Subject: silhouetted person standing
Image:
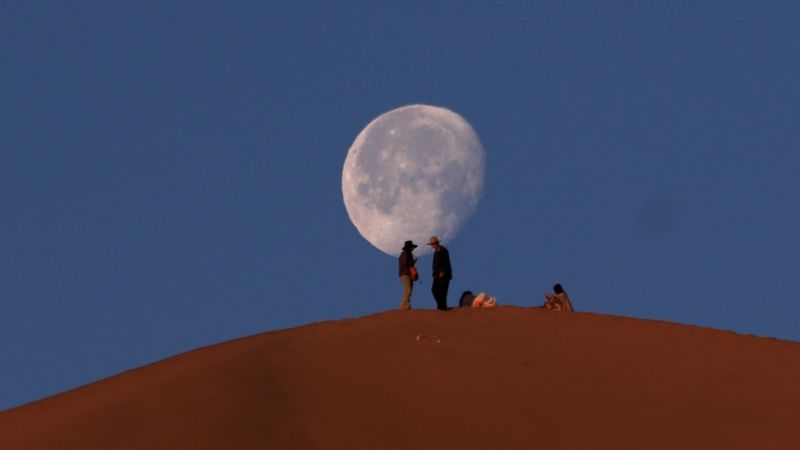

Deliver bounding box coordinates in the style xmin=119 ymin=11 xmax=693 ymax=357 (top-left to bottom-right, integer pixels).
xmin=398 ymin=240 xmax=418 ymax=310
xmin=427 ymin=236 xmax=452 ymax=310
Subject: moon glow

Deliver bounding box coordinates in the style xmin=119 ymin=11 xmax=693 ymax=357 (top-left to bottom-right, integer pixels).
xmin=342 ymin=104 xmax=485 ymax=256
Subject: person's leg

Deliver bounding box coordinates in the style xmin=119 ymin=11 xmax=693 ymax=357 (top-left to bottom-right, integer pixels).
xmin=399 ymin=275 xmax=412 ymax=309
xmin=432 ymin=278 xmax=448 ymax=310
xmin=431 ymin=279 xmax=439 ymax=308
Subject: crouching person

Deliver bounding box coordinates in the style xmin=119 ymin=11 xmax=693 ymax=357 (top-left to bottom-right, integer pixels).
xmin=543 ymin=283 xmax=574 ymax=312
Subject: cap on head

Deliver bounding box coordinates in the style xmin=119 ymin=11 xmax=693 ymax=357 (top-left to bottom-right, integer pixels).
xmin=427 ymin=236 xmax=440 ymax=246
xmin=402 ymin=240 xmax=418 ymax=250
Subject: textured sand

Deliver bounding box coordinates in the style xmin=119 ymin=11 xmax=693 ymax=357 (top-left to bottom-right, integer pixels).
xmin=2 ymin=307 xmax=799 ymax=450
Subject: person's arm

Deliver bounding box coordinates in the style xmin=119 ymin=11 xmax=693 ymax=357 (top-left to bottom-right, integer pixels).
xmin=443 ymin=249 xmax=452 ymax=278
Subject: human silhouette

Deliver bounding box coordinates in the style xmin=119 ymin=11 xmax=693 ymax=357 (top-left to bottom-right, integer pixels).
xmin=427 ymin=236 xmax=452 ymax=310
xmin=543 ymin=283 xmax=574 ymax=312
xmin=398 ymin=240 xmax=418 ymax=309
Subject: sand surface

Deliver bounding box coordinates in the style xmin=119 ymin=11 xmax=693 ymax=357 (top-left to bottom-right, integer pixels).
xmin=2 ymin=306 xmax=799 ymax=450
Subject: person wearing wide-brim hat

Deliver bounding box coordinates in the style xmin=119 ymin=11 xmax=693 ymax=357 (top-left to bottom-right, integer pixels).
xmin=398 ymin=240 xmax=418 ymax=310
xmin=427 ymin=235 xmax=452 ymax=310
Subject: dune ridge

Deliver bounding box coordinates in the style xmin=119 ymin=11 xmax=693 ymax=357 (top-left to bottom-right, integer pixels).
xmin=2 ymin=306 xmax=799 ymax=450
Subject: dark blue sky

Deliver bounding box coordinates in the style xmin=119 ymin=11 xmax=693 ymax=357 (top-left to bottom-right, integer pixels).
xmin=2 ymin=1 xmax=799 ymax=410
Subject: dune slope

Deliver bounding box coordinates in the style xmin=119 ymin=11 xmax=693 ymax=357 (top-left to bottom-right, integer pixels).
xmin=2 ymin=307 xmax=799 ymax=450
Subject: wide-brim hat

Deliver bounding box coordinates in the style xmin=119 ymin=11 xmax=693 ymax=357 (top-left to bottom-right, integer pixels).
xmin=427 ymin=235 xmax=440 ymax=245
xmin=402 ymin=240 xmax=418 ymax=250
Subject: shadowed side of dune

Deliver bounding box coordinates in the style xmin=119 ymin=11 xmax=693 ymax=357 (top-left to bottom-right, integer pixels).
xmin=2 ymin=306 xmax=799 ymax=450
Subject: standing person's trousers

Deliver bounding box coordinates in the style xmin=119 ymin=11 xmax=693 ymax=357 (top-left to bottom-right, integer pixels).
xmin=431 ymin=278 xmax=449 ymax=310
xmin=399 ymin=274 xmax=413 ymax=309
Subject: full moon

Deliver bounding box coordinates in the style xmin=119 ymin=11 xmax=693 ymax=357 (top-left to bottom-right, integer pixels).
xmin=342 ymin=104 xmax=485 ymax=256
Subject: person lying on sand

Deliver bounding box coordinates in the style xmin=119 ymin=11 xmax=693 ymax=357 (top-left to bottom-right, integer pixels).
xmin=543 ymin=283 xmax=574 ymax=312
xmin=458 ymin=290 xmax=497 ymax=308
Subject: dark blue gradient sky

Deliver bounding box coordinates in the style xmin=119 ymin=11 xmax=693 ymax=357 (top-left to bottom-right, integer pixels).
xmin=2 ymin=1 xmax=799 ymax=410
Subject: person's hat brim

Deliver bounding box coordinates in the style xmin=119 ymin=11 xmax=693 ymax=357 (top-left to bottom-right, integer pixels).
xmin=402 ymin=242 xmax=418 ymax=250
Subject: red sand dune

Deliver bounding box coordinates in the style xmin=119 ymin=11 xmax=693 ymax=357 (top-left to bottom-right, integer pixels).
xmin=2 ymin=307 xmax=799 ymax=450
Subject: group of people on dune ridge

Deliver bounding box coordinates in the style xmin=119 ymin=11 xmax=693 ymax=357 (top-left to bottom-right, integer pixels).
xmin=398 ymin=238 xmax=574 ymax=312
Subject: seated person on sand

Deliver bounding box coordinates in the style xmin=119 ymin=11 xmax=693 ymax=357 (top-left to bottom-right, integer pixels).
xmin=543 ymin=283 xmax=574 ymax=312
xmin=458 ymin=290 xmax=497 ymax=308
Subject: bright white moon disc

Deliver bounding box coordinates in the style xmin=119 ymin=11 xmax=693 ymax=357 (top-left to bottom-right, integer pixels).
xmin=342 ymin=104 xmax=485 ymax=256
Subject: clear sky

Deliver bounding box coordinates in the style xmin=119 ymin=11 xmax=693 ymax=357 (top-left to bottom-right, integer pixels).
xmin=2 ymin=1 xmax=799 ymax=410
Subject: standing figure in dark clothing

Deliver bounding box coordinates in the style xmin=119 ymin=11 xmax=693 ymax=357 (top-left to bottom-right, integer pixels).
xmin=427 ymin=236 xmax=452 ymax=310
xmin=398 ymin=240 xmax=418 ymax=310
